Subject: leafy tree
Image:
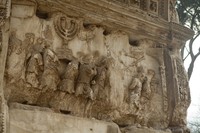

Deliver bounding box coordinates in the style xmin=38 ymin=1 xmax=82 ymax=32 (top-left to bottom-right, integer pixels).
xmin=176 ymin=0 xmax=200 ymax=80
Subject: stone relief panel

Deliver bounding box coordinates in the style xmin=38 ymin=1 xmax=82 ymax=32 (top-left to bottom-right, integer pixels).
xmin=3 ymin=2 xmax=186 ymax=131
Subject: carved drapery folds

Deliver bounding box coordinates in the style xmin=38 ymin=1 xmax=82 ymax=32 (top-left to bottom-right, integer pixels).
xmin=58 ymin=60 xmax=79 ymax=94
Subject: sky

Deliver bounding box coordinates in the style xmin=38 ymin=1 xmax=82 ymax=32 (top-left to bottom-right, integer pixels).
xmin=187 ymin=58 xmax=200 ymax=121
xmin=185 ymin=38 xmax=200 ymax=122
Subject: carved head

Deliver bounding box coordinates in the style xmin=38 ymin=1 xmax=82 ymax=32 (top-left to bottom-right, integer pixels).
xmin=25 ymin=33 xmax=35 ymax=39
xmin=82 ymin=54 xmax=94 ymax=64
xmin=43 ymin=41 xmax=50 ymax=48
xmin=68 ymin=60 xmax=79 ymax=70
xmin=147 ymin=69 xmax=155 ymax=76
xmin=25 ymin=33 xmax=35 ymax=44
xmin=37 ymin=38 xmax=44 ymax=44
xmin=33 ymin=38 xmax=46 ymax=53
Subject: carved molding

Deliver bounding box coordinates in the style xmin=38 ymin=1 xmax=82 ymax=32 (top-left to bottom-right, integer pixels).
xmin=0 ymin=0 xmax=11 ymax=132
xmin=110 ymin=0 xmax=159 ymax=15
xmin=35 ymin=0 xmax=193 ymax=46
xmin=0 ymin=8 xmax=6 ymax=52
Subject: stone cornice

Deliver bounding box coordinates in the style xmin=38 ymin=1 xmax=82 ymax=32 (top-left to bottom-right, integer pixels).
xmin=14 ymin=0 xmax=194 ymax=46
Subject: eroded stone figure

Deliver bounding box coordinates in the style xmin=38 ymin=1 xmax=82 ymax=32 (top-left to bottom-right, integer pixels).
xmin=40 ymin=44 xmax=60 ymax=91
xmin=140 ymin=69 xmax=155 ymax=101
xmin=19 ymin=33 xmax=35 ymax=55
xmin=135 ymin=69 xmax=155 ymax=126
xmin=149 ymin=0 xmax=157 ymax=13
xmin=92 ymin=67 xmax=107 ymax=100
xmin=58 ymin=60 xmax=79 ymax=94
xmin=25 ymin=38 xmax=45 ymax=88
xmin=7 ymin=32 xmax=35 ymax=80
xmin=7 ymin=31 xmax=21 ymax=56
xmin=128 ymin=66 xmax=145 ymax=108
xmin=75 ymin=63 xmax=97 ymax=100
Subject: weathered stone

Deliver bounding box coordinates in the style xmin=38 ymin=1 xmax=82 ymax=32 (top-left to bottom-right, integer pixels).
xmin=9 ymin=104 xmax=120 ymax=133
xmin=0 ymin=0 xmax=193 ymax=133
xmin=121 ymin=126 xmax=172 ymax=133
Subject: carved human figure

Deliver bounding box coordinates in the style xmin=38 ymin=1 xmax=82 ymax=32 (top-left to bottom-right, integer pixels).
xmin=40 ymin=44 xmax=60 ymax=91
xmin=75 ymin=63 xmax=97 ymax=100
xmin=149 ymin=0 xmax=157 ymax=13
xmin=17 ymin=33 xmax=35 ymax=55
xmin=58 ymin=60 xmax=79 ymax=94
xmin=135 ymin=69 xmax=155 ymax=126
xmin=7 ymin=31 xmax=30 ymax=80
xmin=8 ymin=31 xmax=22 ymax=56
xmin=141 ymin=69 xmax=155 ymax=100
xmin=129 ymin=78 xmax=142 ymax=108
xmin=25 ymin=38 xmax=45 ymax=88
xmin=129 ymin=66 xmax=145 ymax=108
xmin=92 ymin=67 xmax=107 ymax=100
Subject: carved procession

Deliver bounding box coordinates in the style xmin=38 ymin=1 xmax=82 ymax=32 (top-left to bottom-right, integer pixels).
xmin=0 ymin=0 xmax=193 ymax=133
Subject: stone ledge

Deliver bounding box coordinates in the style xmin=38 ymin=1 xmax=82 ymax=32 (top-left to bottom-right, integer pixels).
xmin=8 ymin=104 xmax=174 ymax=133
xmin=9 ymin=106 xmax=121 ymax=133
xmin=121 ymin=126 xmax=172 ymax=133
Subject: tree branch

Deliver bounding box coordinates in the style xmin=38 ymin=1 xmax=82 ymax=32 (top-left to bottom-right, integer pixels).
xmin=183 ymin=52 xmax=190 ymax=61
xmin=187 ymin=50 xmax=200 ymax=80
xmin=188 ymin=38 xmax=195 ymax=58
xmin=193 ymin=32 xmax=200 ymax=40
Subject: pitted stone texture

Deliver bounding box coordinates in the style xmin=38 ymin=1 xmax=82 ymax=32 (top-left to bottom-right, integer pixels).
xmin=3 ymin=0 xmax=193 ymax=133
xmin=121 ymin=126 xmax=172 ymax=133
xmin=9 ymin=107 xmax=120 ymax=133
